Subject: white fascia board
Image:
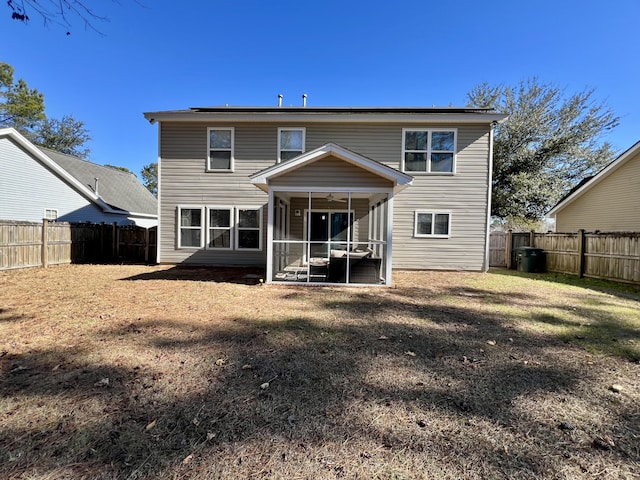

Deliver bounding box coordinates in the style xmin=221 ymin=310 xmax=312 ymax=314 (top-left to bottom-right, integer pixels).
xmin=1 ymin=128 xmax=128 ymax=216
xmin=126 ymin=211 xmax=159 ymax=219
xmin=547 ymin=140 xmax=640 ymax=216
xmin=145 ymin=112 xmax=507 ymax=125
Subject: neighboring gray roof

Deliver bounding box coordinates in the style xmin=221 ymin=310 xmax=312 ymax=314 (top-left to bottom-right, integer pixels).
xmin=38 ymin=147 xmax=157 ymax=216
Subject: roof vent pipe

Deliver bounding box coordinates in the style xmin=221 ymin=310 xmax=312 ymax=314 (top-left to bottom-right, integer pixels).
xmin=278 ymin=94 xmax=283 ymax=107
xmin=94 ymin=177 xmax=99 ymax=196
xmin=302 ymin=94 xmax=307 ymax=107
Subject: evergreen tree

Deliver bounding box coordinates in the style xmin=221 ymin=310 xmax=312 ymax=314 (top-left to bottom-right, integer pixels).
xmin=0 ymin=62 xmax=45 ymax=130
xmin=1 ymin=62 xmax=91 ymax=158
xmin=141 ymin=163 xmax=157 ymax=196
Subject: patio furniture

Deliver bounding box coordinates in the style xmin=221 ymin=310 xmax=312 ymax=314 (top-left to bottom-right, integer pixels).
xmin=308 ymin=258 xmax=329 ymax=280
xmin=327 ymin=255 xmax=382 ymax=283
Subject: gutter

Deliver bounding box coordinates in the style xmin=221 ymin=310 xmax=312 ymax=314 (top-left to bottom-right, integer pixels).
xmin=144 ymin=111 xmax=508 ymax=125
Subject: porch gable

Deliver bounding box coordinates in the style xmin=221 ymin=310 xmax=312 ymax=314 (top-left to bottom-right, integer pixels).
xmin=250 ymin=143 xmax=412 ymax=192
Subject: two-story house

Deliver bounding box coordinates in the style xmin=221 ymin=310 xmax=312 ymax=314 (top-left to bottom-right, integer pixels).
xmin=143 ymin=105 xmax=506 ymax=286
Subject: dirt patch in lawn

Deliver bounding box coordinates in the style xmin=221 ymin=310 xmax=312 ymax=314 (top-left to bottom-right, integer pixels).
xmin=1 ymin=265 xmax=639 ymax=479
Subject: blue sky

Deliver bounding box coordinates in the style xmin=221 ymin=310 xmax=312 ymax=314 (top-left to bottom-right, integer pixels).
xmin=1 ymin=0 xmax=639 ymax=177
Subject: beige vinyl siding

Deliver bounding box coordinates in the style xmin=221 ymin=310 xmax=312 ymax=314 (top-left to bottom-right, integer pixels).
xmin=305 ymin=125 xmax=402 ymax=166
xmin=159 ymin=122 xmax=271 ymax=265
xmin=555 ymin=150 xmax=640 ymax=232
xmin=158 ymin=121 xmax=492 ymax=270
xmin=392 ymin=125 xmax=490 ymax=270
xmin=269 ymin=157 xmax=393 ymax=188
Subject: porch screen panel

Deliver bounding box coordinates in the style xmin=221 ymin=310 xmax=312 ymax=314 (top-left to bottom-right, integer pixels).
xmin=270 ymin=190 xmax=388 ymax=285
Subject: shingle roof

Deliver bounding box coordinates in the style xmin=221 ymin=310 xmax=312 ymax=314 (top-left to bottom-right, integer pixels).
xmin=38 ymin=147 xmax=157 ymax=216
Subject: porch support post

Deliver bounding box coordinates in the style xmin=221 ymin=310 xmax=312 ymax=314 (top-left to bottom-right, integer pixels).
xmin=385 ymin=193 xmax=394 ymax=286
xmin=266 ymin=189 xmax=274 ymax=283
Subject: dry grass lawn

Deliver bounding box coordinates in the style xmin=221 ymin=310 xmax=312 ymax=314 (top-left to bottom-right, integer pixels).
xmin=1 ymin=264 xmax=639 ymax=479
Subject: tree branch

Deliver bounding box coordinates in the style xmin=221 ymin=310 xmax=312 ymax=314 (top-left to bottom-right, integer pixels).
xmin=8 ymin=0 xmax=111 ymax=34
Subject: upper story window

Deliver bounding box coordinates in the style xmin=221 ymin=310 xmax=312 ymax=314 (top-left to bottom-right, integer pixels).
xmin=207 ymin=127 xmax=234 ymax=171
xmin=278 ymin=127 xmax=305 ymax=162
xmin=402 ymin=129 xmax=456 ymax=173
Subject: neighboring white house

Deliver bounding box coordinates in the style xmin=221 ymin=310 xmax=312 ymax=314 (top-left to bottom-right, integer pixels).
xmin=0 ymin=128 xmax=157 ymax=227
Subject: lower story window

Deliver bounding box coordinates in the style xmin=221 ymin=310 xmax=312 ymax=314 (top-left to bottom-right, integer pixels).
xmin=415 ymin=211 xmax=451 ymax=238
xmin=177 ymin=206 xmax=261 ymax=250
xmin=179 ymin=207 xmax=203 ymax=247
xmin=237 ymin=208 xmax=261 ymax=249
xmin=208 ymin=207 xmax=232 ymax=249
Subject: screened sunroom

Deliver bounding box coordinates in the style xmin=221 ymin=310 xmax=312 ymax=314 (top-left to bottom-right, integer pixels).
xmin=250 ymin=144 xmax=412 ymax=286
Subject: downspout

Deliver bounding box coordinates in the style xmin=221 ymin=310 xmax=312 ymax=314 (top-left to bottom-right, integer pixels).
xmin=156 ymin=121 xmax=162 ymax=264
xmin=483 ymin=121 xmax=496 ymax=272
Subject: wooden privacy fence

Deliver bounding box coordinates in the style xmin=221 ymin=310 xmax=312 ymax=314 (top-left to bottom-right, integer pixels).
xmin=488 ymin=231 xmax=507 ymax=268
xmin=490 ymin=230 xmax=640 ymax=284
xmin=0 ymin=220 xmax=157 ymax=271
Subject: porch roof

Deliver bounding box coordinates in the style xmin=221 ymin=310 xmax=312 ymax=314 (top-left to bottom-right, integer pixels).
xmin=249 ymin=143 xmax=413 ymax=193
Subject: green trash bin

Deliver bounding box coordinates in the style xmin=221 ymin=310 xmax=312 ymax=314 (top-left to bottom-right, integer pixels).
xmin=515 ymin=247 xmax=545 ymax=273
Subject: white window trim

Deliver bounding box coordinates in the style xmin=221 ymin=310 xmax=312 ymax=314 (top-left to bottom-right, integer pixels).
xmin=177 ymin=206 xmax=205 ymax=249
xmin=277 ymin=127 xmax=306 ymax=163
xmin=235 ymin=206 xmax=263 ymax=251
xmin=401 ymin=128 xmax=457 ymax=174
xmin=44 ymin=208 xmax=58 ymax=221
xmin=207 ymin=127 xmax=235 ymax=172
xmin=414 ymin=210 xmax=452 ymax=238
xmin=205 ymin=206 xmax=234 ymax=250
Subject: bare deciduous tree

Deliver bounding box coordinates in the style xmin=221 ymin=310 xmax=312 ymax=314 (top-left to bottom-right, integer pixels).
xmin=7 ymin=0 xmax=118 ymax=34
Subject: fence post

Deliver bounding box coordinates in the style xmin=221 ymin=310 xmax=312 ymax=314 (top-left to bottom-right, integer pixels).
xmin=41 ymin=219 xmax=49 ymax=268
xmin=506 ymin=229 xmax=513 ymax=269
xmin=529 ymin=230 xmax=535 ymax=247
xmin=578 ymin=229 xmax=586 ymax=278
xmin=112 ymin=222 xmax=118 ymax=260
